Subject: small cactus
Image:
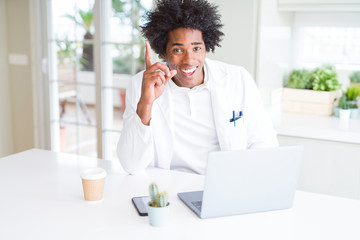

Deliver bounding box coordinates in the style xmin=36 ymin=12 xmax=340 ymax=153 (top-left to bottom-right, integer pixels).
xmin=149 ymin=182 xmax=159 ymax=207
xmin=156 ymin=191 xmax=169 ymax=207
xmin=148 ymin=183 xmax=169 ymax=207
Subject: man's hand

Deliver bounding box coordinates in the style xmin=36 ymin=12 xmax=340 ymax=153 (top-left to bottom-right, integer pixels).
xmin=136 ymin=42 xmax=176 ymax=125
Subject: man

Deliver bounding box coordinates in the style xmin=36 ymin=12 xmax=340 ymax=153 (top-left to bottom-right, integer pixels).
xmin=117 ymin=0 xmax=278 ymax=175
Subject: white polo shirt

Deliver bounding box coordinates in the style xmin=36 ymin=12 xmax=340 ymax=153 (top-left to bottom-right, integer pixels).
xmin=169 ymin=65 xmax=220 ymax=175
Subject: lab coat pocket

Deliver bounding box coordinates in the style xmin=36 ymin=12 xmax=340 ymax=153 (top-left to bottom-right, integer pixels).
xmin=227 ymin=118 xmax=247 ymax=150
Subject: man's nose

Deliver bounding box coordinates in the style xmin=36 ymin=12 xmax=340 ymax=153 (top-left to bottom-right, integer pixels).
xmin=183 ymin=50 xmax=194 ymax=64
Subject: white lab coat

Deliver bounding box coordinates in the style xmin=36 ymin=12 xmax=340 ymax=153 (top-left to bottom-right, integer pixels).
xmin=117 ymin=58 xmax=278 ymax=174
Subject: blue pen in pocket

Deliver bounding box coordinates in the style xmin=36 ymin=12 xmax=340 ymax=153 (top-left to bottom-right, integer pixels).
xmin=229 ymin=110 xmax=243 ymax=127
xmin=233 ymin=110 xmax=235 ymax=126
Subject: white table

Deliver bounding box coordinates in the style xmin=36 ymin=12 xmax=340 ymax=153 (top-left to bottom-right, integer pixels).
xmin=1 ymin=149 xmax=360 ymax=240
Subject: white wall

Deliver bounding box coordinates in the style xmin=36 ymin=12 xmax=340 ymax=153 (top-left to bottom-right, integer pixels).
xmin=206 ymin=0 xmax=294 ymax=106
xmin=1 ymin=0 xmax=36 ymax=155
xmin=208 ymin=0 xmax=259 ymax=76
xmin=0 ymin=0 xmax=14 ymax=157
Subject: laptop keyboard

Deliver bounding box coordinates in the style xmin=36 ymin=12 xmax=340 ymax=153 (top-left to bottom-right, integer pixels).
xmin=191 ymin=201 xmax=202 ymax=211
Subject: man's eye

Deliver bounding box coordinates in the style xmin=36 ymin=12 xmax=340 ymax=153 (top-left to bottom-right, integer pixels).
xmin=174 ymin=49 xmax=182 ymax=53
xmin=194 ymin=47 xmax=201 ymax=51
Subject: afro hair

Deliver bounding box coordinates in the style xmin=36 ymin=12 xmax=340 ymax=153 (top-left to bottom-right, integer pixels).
xmin=140 ymin=0 xmax=224 ymax=57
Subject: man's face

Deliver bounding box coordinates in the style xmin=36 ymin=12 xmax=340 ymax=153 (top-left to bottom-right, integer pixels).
xmin=162 ymin=28 xmax=206 ymax=88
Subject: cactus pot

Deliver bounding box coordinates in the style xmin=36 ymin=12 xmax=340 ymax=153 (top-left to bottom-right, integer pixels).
xmin=339 ymin=109 xmax=351 ymax=121
xmin=147 ymin=202 xmax=170 ymax=227
xmin=334 ymin=107 xmax=359 ymax=119
xmin=350 ymin=108 xmax=359 ymax=118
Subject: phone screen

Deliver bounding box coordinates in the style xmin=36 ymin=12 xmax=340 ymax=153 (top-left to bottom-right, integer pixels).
xmin=132 ymin=196 xmax=150 ymax=216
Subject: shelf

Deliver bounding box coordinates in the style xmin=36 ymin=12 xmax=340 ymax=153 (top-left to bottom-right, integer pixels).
xmin=273 ymin=113 xmax=360 ymax=144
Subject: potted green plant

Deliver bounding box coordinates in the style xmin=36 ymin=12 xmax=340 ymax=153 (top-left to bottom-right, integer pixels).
xmin=350 ymin=71 xmax=360 ymax=88
xmin=335 ymin=86 xmax=360 ymax=119
xmin=345 ymin=86 xmax=359 ymax=118
xmin=147 ymin=183 xmax=170 ymax=227
xmin=283 ymin=66 xmax=342 ymax=116
xmin=285 ymin=69 xmax=313 ymax=90
xmin=338 ymin=94 xmax=351 ymax=120
xmin=311 ymin=66 xmax=341 ymax=91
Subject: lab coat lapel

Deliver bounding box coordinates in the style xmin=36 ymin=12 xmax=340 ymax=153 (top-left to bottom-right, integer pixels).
xmin=207 ymin=60 xmax=232 ymax=150
xmin=152 ymin=85 xmax=173 ymax=169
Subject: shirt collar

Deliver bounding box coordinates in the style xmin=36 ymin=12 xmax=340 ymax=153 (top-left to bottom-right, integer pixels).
xmin=202 ymin=63 xmax=210 ymax=90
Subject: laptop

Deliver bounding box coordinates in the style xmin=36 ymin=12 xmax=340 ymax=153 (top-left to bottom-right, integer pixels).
xmin=177 ymin=146 xmax=303 ymax=219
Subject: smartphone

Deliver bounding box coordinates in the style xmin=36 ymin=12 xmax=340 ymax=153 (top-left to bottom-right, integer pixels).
xmin=132 ymin=196 xmax=150 ymax=216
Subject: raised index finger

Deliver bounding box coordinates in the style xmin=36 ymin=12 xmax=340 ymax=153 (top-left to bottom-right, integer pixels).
xmin=145 ymin=42 xmax=152 ymax=69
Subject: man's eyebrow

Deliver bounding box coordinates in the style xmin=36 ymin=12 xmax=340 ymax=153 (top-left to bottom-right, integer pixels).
xmin=171 ymin=43 xmax=183 ymax=46
xmin=171 ymin=42 xmax=204 ymax=46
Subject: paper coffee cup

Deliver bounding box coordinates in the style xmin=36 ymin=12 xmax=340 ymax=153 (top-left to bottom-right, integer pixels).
xmin=81 ymin=168 xmax=107 ymax=201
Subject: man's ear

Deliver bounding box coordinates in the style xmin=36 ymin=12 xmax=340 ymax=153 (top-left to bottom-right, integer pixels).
xmin=160 ymin=53 xmax=166 ymax=61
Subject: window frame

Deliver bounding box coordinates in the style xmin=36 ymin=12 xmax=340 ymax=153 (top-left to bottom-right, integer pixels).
xmin=41 ymin=0 xmax=151 ymax=160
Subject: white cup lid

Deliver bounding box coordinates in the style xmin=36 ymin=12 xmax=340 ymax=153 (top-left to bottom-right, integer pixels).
xmin=81 ymin=168 xmax=107 ymax=180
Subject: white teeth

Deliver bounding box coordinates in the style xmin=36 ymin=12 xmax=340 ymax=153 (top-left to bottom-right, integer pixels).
xmin=181 ymin=67 xmax=196 ymax=73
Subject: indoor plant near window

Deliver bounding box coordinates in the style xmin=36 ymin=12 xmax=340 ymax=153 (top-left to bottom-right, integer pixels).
xmin=350 ymin=71 xmax=360 ymax=89
xmin=65 ymin=7 xmax=94 ymax=71
xmin=345 ymin=86 xmax=359 ymax=118
xmin=335 ymin=86 xmax=360 ymax=119
xmin=112 ymin=0 xmax=147 ymax=74
xmin=147 ymin=183 xmax=170 ymax=227
xmin=284 ymin=69 xmax=313 ymax=90
xmin=337 ymin=94 xmax=351 ymax=120
xmin=282 ymin=66 xmax=342 ymax=116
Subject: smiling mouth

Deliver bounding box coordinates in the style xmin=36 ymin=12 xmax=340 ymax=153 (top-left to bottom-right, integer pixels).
xmin=180 ymin=67 xmax=197 ymax=75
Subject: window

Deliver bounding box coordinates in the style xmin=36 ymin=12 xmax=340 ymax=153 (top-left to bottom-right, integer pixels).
xmin=292 ymin=13 xmax=360 ymax=85
xmin=299 ymin=27 xmax=360 ymax=67
xmin=47 ymin=0 xmax=152 ymax=160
